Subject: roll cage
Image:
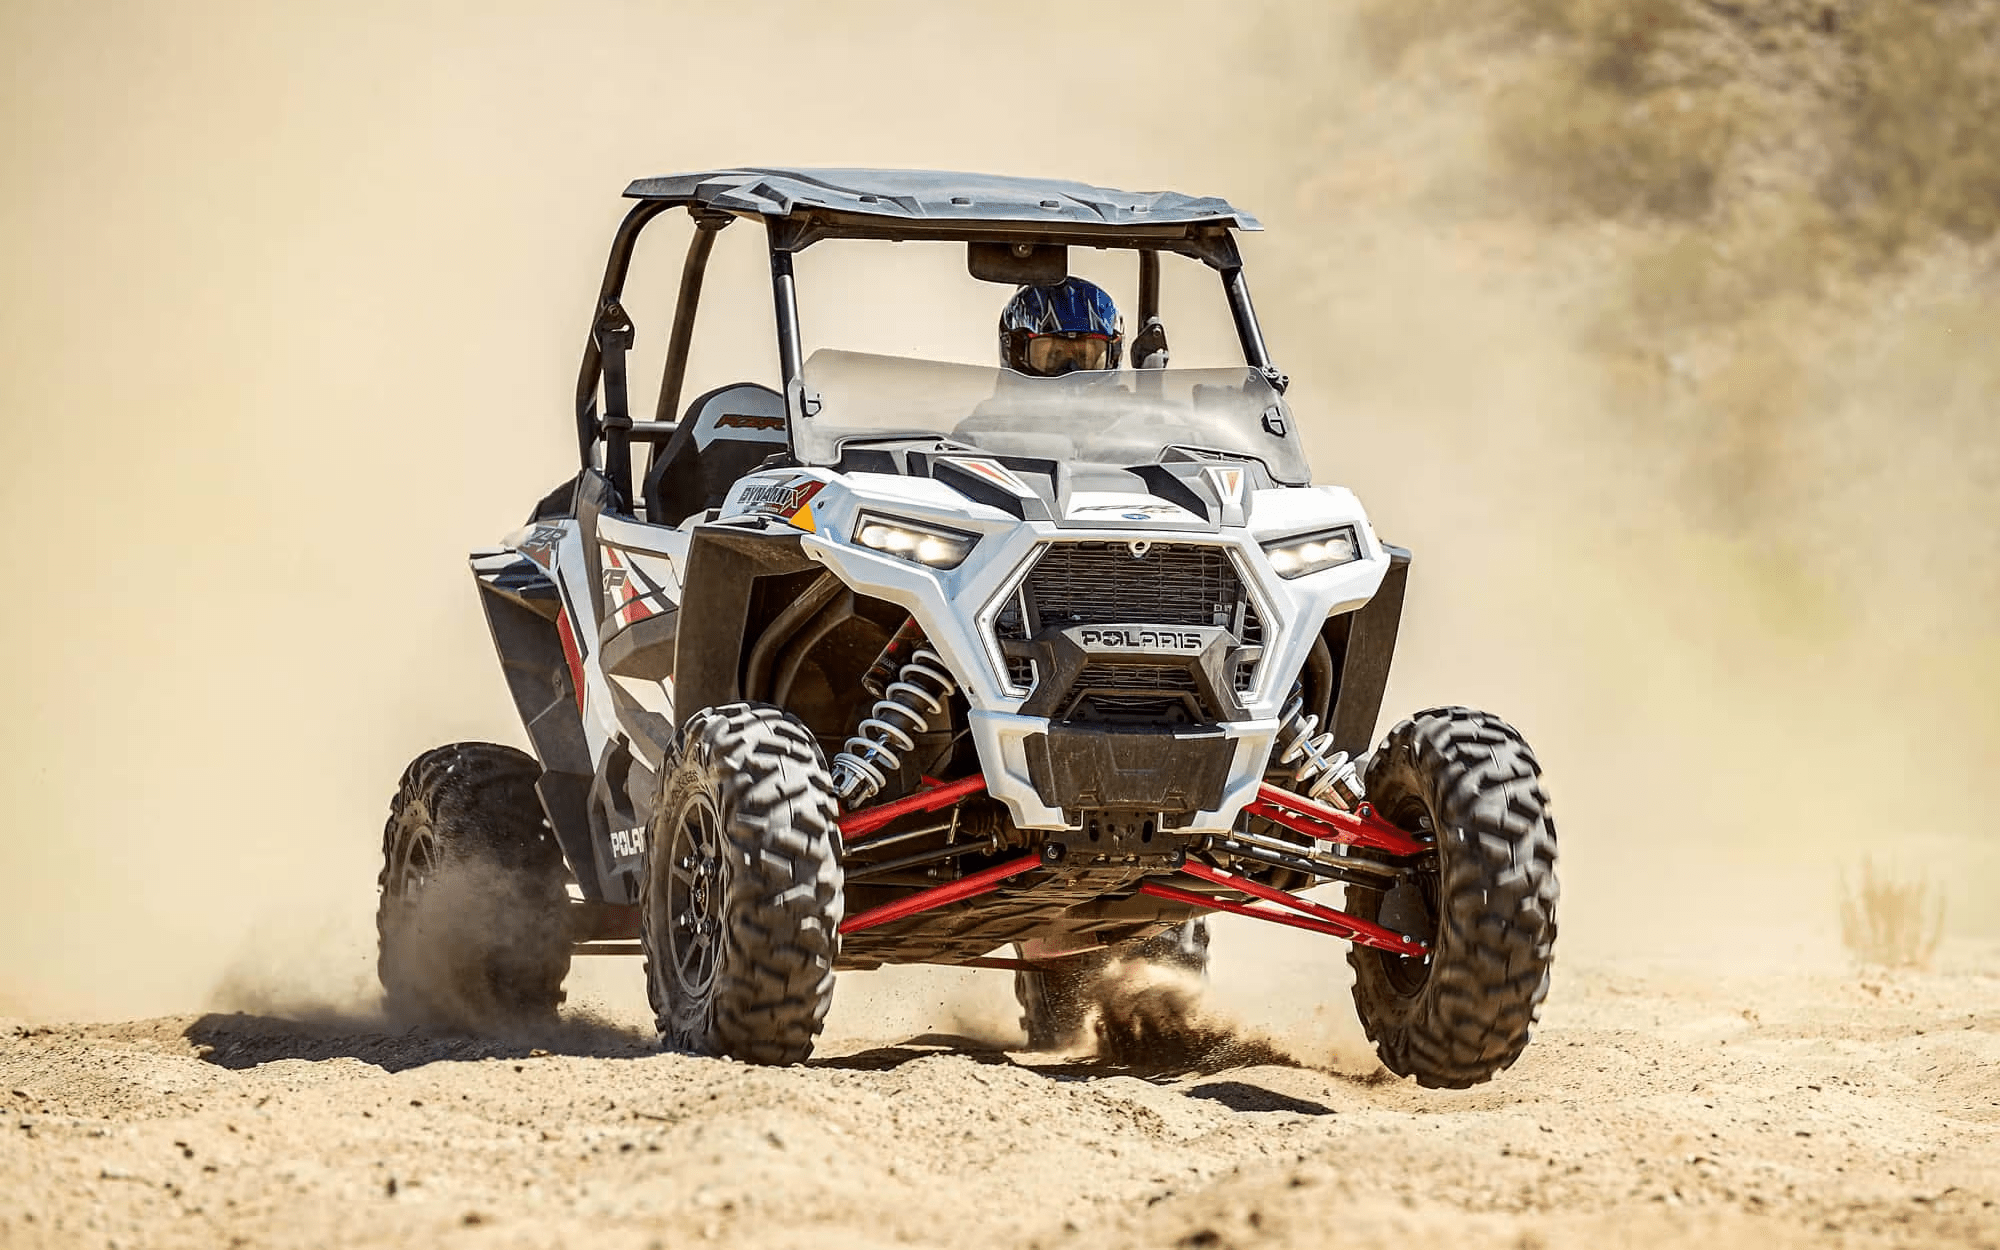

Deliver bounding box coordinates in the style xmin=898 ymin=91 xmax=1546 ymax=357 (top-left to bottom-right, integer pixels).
xmin=570 ymin=167 xmax=1289 ymax=512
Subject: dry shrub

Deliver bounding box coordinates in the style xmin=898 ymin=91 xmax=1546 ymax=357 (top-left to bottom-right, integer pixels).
xmin=1839 ymin=858 xmax=1946 ymax=970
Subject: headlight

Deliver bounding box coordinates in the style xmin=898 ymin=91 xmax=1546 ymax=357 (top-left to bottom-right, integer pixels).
xmin=1262 ymin=526 xmax=1360 ymax=579
xmin=852 ymin=512 xmax=978 ymax=570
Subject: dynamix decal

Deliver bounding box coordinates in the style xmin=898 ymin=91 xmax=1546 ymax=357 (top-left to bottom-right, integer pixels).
xmin=737 ymin=480 xmax=817 ymax=510
xmin=735 ymin=478 xmax=825 ymax=532
xmin=1077 ymin=627 xmax=1206 ymax=651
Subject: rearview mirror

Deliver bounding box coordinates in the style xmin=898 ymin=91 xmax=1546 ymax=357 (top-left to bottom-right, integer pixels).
xmin=968 ymin=241 xmax=1068 ymax=286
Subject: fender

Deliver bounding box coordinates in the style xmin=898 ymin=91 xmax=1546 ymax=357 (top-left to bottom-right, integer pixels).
xmin=471 ymin=548 xmax=604 ymax=900
xmin=671 ymin=523 xmax=818 ymax=727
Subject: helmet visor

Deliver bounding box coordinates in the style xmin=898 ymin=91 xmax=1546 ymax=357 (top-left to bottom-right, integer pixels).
xmin=1022 ymin=333 xmax=1112 ymax=376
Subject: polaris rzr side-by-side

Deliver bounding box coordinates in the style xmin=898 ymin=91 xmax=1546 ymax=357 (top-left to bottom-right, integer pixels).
xmin=375 ymin=168 xmax=1558 ymax=1087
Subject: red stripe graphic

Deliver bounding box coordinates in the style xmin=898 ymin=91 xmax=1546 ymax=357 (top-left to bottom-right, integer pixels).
xmin=555 ymin=608 xmax=586 ymax=715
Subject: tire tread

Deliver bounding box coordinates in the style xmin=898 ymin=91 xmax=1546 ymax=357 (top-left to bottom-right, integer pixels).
xmin=641 ymin=704 xmax=843 ymax=1065
xmin=1348 ymin=707 xmax=1559 ymax=1088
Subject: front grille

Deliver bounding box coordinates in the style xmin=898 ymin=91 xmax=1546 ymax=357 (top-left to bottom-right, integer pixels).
xmin=992 ymin=542 xmax=1264 ymax=712
xmin=1233 ymin=586 xmax=1264 ymax=695
xmin=1020 ymin=542 xmax=1247 ymax=630
xmin=1074 ymin=662 xmax=1199 ymax=689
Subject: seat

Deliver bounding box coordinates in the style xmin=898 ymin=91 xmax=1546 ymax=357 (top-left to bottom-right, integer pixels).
xmin=643 ymin=382 xmax=789 ymax=525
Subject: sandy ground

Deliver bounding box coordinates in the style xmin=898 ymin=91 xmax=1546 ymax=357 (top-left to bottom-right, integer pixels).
xmin=4 ymin=950 xmax=1996 ymax=1250
xmin=3 ymin=7 xmax=1997 ymax=1250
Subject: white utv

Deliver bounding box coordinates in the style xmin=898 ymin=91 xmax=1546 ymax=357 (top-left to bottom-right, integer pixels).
xmin=375 ymin=168 xmax=1558 ymax=1087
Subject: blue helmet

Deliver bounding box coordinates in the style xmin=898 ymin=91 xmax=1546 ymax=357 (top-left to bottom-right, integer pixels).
xmin=998 ymin=278 xmax=1124 ymax=376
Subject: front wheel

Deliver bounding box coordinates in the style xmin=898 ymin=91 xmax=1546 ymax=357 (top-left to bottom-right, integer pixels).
xmin=1346 ymin=707 xmax=1558 ymax=1088
xmin=640 ymin=703 xmax=843 ymax=1064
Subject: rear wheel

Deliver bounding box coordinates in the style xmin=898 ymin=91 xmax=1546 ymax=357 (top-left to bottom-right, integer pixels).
xmin=376 ymin=743 xmax=573 ymax=1026
xmin=1347 ymin=707 xmax=1558 ymax=1088
xmin=1014 ymin=920 xmax=1210 ymax=1051
xmin=640 ymin=703 xmax=843 ymax=1064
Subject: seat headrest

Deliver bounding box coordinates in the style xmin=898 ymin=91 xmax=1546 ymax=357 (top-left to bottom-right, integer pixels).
xmin=685 ymin=383 xmax=787 ymax=449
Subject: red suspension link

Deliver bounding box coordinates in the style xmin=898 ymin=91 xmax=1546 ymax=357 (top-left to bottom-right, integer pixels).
xmin=1139 ymin=880 xmax=1381 ymax=945
xmin=838 ymin=853 xmax=1042 ymax=936
xmin=1179 ymin=859 xmax=1427 ymax=956
xmin=838 ymin=774 xmax=988 ymax=841
xmin=1246 ymin=782 xmax=1429 ymax=857
xmin=833 ymin=776 xmax=1430 ymax=956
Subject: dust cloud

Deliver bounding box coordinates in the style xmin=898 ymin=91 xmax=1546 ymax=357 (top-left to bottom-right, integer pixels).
xmin=1 ymin=0 xmax=1993 ymax=1032
xmin=1267 ymin=3 xmax=2000 ymax=971
xmin=1085 ymin=960 xmax=1324 ymax=1074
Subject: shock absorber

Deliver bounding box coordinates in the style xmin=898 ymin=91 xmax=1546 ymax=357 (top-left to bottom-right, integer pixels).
xmin=1272 ymin=691 xmax=1364 ymax=810
xmin=831 ymin=620 xmax=958 ymax=806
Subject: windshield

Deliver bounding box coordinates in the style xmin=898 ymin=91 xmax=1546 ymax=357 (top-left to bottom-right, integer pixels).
xmin=796 ymin=350 xmax=1310 ymax=483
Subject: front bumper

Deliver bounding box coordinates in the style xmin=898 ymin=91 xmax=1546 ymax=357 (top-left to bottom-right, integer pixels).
xmin=969 ymin=709 xmax=1279 ymax=832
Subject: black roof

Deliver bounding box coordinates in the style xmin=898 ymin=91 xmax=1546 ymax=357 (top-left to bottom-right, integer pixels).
xmin=623 ymin=167 xmax=1262 ymax=232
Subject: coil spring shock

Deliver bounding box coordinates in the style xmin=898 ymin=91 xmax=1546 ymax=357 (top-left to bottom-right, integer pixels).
xmin=830 ymin=626 xmax=958 ymax=806
xmin=1272 ymin=691 xmax=1364 ymax=810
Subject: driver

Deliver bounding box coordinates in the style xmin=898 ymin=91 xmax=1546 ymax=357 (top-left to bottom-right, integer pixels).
xmin=998 ymin=278 xmax=1124 ymax=376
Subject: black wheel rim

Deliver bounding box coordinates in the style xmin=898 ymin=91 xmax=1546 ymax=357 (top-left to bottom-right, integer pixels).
xmin=1378 ymin=797 xmax=1440 ymax=997
xmin=392 ymin=818 xmax=443 ymax=909
xmin=665 ymin=793 xmax=723 ymax=1001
